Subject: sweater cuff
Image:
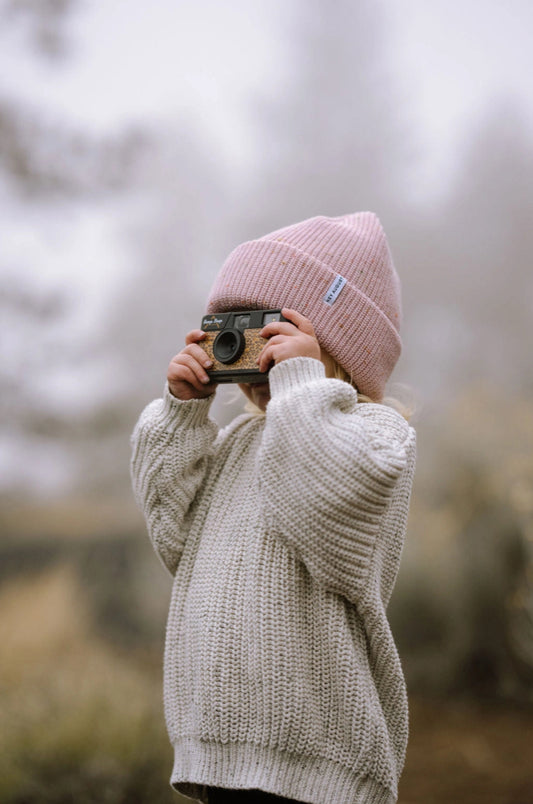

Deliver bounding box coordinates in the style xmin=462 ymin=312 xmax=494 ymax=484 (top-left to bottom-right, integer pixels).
xmin=161 ymin=383 xmax=215 ymax=428
xmin=268 ymin=357 xmax=326 ymax=398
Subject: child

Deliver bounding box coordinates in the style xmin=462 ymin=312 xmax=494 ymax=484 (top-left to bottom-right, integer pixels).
xmin=131 ymin=213 xmax=416 ymax=804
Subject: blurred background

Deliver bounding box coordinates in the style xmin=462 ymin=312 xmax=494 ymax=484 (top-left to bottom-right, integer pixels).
xmin=1 ymin=0 xmax=532 ymax=801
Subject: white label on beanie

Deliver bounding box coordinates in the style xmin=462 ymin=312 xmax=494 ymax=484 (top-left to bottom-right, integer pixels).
xmin=324 ymin=275 xmax=347 ymax=305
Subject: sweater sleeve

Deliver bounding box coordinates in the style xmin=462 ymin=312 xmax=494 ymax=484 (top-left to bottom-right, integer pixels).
xmin=130 ymin=384 xmax=219 ymax=575
xmin=258 ymin=357 xmax=415 ymax=605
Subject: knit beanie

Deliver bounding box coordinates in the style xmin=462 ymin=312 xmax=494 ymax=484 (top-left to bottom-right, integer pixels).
xmin=207 ymin=212 xmax=402 ymax=401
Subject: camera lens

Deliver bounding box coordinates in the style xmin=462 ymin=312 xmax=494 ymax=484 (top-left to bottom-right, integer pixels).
xmin=213 ymin=328 xmax=246 ymax=364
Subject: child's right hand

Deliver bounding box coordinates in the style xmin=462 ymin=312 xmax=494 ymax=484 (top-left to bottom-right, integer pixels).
xmin=167 ymin=330 xmax=217 ymax=400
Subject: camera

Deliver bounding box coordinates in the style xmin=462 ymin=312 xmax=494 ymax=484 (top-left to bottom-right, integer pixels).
xmin=199 ymin=309 xmax=288 ymax=383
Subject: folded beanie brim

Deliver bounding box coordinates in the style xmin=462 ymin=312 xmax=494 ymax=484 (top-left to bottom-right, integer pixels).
xmin=207 ymin=238 xmax=401 ymax=401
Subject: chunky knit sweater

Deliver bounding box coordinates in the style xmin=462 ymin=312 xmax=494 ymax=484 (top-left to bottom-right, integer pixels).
xmin=131 ymin=357 xmax=416 ymax=804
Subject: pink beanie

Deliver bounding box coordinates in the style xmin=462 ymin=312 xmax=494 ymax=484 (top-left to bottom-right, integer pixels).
xmin=207 ymin=212 xmax=402 ymax=401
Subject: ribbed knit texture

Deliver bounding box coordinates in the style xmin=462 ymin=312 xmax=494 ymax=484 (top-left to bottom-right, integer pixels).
xmin=131 ymin=358 xmax=416 ymax=804
xmin=207 ymin=213 xmax=402 ymax=401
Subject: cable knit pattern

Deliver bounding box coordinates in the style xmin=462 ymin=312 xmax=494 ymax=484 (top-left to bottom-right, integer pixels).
xmin=130 ymin=357 xmax=416 ymax=804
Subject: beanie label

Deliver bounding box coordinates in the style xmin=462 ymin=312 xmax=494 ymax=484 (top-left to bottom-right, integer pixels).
xmin=324 ymin=275 xmax=347 ymax=306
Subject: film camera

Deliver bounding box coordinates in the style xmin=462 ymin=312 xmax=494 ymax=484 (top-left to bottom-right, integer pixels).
xmin=199 ymin=309 xmax=288 ymax=383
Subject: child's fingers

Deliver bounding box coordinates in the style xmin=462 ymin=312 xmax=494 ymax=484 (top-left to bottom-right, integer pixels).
xmin=260 ymin=334 xmax=289 ymax=349
xmin=182 ymin=342 xmax=213 ymax=369
xmin=167 ymin=343 xmax=217 ymax=399
xmin=258 ymin=342 xmax=301 ymax=373
xmin=281 ymin=308 xmax=316 ymax=336
xmin=260 ymin=321 xmax=299 ymax=339
xmin=173 ymin=353 xmax=212 ymax=386
xmin=257 ymin=343 xmax=280 ymax=374
xmin=167 ymin=361 xmax=202 ymax=391
xmin=257 ymin=331 xmax=321 ymax=371
xmin=167 ymin=361 xmax=200 ymax=390
xmin=185 ymin=329 xmax=207 ymax=345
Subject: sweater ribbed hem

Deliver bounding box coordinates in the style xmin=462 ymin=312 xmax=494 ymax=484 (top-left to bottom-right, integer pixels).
xmin=170 ymin=739 xmax=396 ymax=804
xmin=161 ymin=383 xmax=214 ymax=427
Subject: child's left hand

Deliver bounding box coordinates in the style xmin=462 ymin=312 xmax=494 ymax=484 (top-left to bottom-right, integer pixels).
xmin=257 ymin=308 xmax=321 ymax=373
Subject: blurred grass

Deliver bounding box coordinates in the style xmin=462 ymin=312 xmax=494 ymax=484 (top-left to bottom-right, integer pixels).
xmin=0 ymin=562 xmax=186 ymax=804
xmin=1 ymin=495 xmax=532 ymax=803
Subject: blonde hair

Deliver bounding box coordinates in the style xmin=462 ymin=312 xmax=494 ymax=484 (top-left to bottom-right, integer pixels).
xmin=244 ymin=352 xmax=414 ymax=421
xmin=320 ymin=352 xmax=414 ymax=421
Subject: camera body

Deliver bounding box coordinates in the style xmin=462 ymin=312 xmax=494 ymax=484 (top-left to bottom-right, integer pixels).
xmin=199 ymin=309 xmax=288 ymax=383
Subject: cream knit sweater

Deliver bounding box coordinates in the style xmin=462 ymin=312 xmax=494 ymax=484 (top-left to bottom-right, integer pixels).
xmin=131 ymin=357 xmax=416 ymax=804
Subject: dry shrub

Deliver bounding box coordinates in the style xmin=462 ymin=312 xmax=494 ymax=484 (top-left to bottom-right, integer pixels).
xmin=391 ymin=383 xmax=533 ymax=700
xmin=0 ymin=563 xmax=187 ymax=804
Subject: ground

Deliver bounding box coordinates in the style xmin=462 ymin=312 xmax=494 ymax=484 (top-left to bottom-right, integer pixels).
xmin=400 ymin=696 xmax=533 ymax=803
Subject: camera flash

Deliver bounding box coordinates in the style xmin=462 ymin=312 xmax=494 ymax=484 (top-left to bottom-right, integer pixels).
xmin=262 ymin=312 xmax=281 ymax=325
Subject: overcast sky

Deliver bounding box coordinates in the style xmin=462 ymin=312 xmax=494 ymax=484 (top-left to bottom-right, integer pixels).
xmin=2 ymin=0 xmax=532 ymax=493
xmin=2 ymin=0 xmax=532 ymax=317
xmin=2 ymin=0 xmax=532 ymax=195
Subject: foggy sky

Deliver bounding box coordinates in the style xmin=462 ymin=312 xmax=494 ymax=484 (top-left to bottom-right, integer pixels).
xmin=2 ymin=0 xmax=533 ymax=497
xmin=2 ymin=0 xmax=532 ymax=195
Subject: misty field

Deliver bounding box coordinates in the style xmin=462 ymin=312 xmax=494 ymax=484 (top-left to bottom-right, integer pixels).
xmin=2 ymin=3 xmax=533 ymax=802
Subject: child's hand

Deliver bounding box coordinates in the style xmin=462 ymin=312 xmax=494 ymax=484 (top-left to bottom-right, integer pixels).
xmin=257 ymin=308 xmax=321 ymax=373
xmin=167 ymin=330 xmax=217 ymax=400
